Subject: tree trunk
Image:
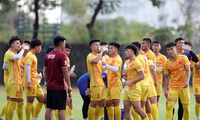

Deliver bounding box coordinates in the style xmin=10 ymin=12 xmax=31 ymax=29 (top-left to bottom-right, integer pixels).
xmin=86 ymin=0 xmax=103 ymax=39
xmin=33 ymin=0 xmax=39 ymax=39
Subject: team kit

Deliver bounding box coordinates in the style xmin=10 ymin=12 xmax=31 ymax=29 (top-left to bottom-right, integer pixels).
xmin=0 ymin=35 xmax=200 ymax=120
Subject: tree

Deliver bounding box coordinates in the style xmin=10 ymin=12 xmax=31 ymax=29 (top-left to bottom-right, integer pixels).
xmin=0 ymin=0 xmax=60 ymax=39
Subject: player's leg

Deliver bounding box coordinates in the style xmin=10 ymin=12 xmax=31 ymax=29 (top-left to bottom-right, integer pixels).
xmin=194 ymin=84 xmax=200 ymax=120
xmin=156 ymin=84 xmax=162 ymax=107
xmin=106 ymin=87 xmax=114 ymax=120
xmin=94 ymin=86 xmax=105 ymax=119
xmin=16 ymin=85 xmax=24 ymax=120
xmin=131 ymin=101 xmax=148 ymax=120
xmin=68 ymin=94 xmax=73 ymax=120
xmin=66 ymin=94 xmax=70 ymax=119
xmin=32 ymin=84 xmax=44 ymax=119
xmin=81 ymin=95 xmax=90 ymax=120
xmin=178 ymin=98 xmax=184 ymax=120
xmin=7 ymin=84 xmax=19 ymax=120
xmin=123 ymin=100 xmax=131 ymax=120
xmin=180 ymin=88 xmax=190 ymax=120
xmin=0 ymin=84 xmax=10 ymax=120
xmin=145 ymin=99 xmax=151 ymax=120
xmin=45 ymin=108 xmax=53 ymax=120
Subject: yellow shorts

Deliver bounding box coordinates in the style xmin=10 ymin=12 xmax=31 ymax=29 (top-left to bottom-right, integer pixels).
xmin=106 ymin=86 xmax=122 ymax=100
xmin=140 ymin=85 xmax=149 ymax=101
xmin=168 ymin=88 xmax=190 ymax=104
xmin=193 ymin=84 xmax=200 ymax=95
xmin=9 ymin=84 xmax=23 ymax=99
xmin=123 ymin=89 xmax=141 ymax=101
xmin=148 ymin=82 xmax=157 ymax=98
xmin=156 ymin=85 xmax=162 ymax=96
xmin=25 ymin=84 xmax=43 ymax=97
xmin=5 ymin=83 xmax=10 ymax=97
xmin=90 ymin=86 xmax=105 ymax=101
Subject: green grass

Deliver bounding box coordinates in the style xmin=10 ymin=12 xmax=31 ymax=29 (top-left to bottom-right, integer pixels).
xmin=0 ymin=89 xmax=197 ymax=120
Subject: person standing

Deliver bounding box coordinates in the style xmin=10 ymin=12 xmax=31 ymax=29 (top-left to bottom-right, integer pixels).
xmin=44 ymin=36 xmax=72 ymax=120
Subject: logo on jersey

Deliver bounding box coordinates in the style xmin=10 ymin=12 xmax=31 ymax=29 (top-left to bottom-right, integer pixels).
xmin=160 ymin=58 xmax=163 ymax=61
xmin=138 ymin=65 xmax=142 ymax=69
xmin=179 ymin=61 xmax=183 ymax=64
xmin=64 ymin=60 xmax=67 ymax=65
xmin=48 ymin=54 xmax=55 ymax=59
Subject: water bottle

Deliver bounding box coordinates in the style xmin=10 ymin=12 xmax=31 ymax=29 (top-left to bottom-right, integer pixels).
xmin=70 ymin=65 xmax=75 ymax=72
xmin=38 ymin=72 xmax=42 ymax=83
xmin=123 ymin=63 xmax=127 ymax=70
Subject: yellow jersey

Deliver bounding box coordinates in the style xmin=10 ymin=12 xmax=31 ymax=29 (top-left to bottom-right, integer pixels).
xmin=137 ymin=54 xmax=149 ymax=86
xmin=142 ymin=50 xmax=156 ymax=63
xmin=107 ymin=55 xmax=122 ymax=87
xmin=67 ymin=57 xmax=70 ymax=68
xmin=192 ymin=54 xmax=200 ymax=85
xmin=104 ymin=54 xmax=110 ymax=73
xmin=3 ymin=49 xmax=11 ymax=84
xmin=87 ymin=53 xmax=104 ymax=87
xmin=164 ymin=55 xmax=190 ymax=90
xmin=24 ymin=51 xmax=38 ymax=85
xmin=147 ymin=60 xmax=154 ymax=83
xmin=154 ymin=54 xmax=167 ymax=85
xmin=126 ymin=58 xmax=143 ymax=89
xmin=6 ymin=50 xmax=22 ymax=84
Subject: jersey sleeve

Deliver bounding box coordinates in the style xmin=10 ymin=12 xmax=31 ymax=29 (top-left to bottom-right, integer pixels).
xmin=25 ymin=54 xmax=33 ymax=65
xmin=164 ymin=62 xmax=169 ymax=74
xmin=148 ymin=60 xmax=154 ymax=67
xmin=183 ymin=55 xmax=190 ymax=66
xmin=61 ymin=54 xmax=68 ymax=68
xmin=7 ymin=52 xmax=15 ymax=60
xmin=135 ymin=60 xmax=143 ymax=72
xmin=87 ymin=54 xmax=95 ymax=63
xmin=150 ymin=52 xmax=156 ymax=63
xmin=67 ymin=57 xmax=70 ymax=67
xmin=114 ymin=57 xmax=122 ymax=67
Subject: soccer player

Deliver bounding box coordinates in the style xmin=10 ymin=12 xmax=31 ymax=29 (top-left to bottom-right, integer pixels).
xmin=123 ymin=44 xmax=148 ymax=120
xmin=5 ymin=36 xmax=26 ymax=120
xmin=86 ymin=39 xmax=106 ymax=120
xmin=141 ymin=37 xmax=158 ymax=120
xmin=44 ymin=36 xmax=72 ymax=120
xmin=102 ymin=41 xmax=122 ymax=120
xmin=164 ymin=42 xmax=190 ymax=120
xmin=151 ymin=41 xmax=167 ymax=107
xmin=130 ymin=42 xmax=149 ymax=120
xmin=64 ymin=43 xmax=77 ymax=120
xmin=174 ymin=37 xmax=199 ymax=120
xmin=24 ymin=39 xmax=44 ymax=120
xmin=77 ymin=72 xmax=107 ymax=120
xmin=193 ymin=54 xmax=200 ymax=120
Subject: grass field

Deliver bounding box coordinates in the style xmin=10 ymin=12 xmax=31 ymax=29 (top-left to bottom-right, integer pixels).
xmin=0 ymin=88 xmax=197 ymax=120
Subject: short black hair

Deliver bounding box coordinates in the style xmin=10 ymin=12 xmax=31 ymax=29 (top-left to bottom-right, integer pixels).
xmin=53 ymin=35 xmax=66 ymax=47
xmin=89 ymin=39 xmax=100 ymax=46
xmin=24 ymin=40 xmax=31 ymax=45
xmin=166 ymin=42 xmax=176 ymax=48
xmin=152 ymin=40 xmax=161 ymax=45
xmin=142 ymin=37 xmax=152 ymax=44
xmin=9 ymin=36 xmax=21 ymax=47
xmin=125 ymin=44 xmax=137 ymax=55
xmin=109 ymin=41 xmax=120 ymax=49
xmin=31 ymin=39 xmax=42 ymax=48
xmin=46 ymin=46 xmax=54 ymax=54
xmin=131 ymin=42 xmax=141 ymax=49
xmin=184 ymin=41 xmax=192 ymax=47
xmin=175 ymin=37 xmax=184 ymax=43
xmin=65 ymin=43 xmax=71 ymax=49
xmin=100 ymin=42 xmax=108 ymax=45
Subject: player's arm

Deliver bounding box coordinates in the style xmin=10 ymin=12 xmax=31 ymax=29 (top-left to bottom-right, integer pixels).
xmin=26 ymin=64 xmax=32 ymax=90
xmin=150 ymin=64 xmax=158 ymax=89
xmin=12 ymin=48 xmax=25 ymax=60
xmin=195 ymin=63 xmax=200 ymax=69
xmin=43 ymin=67 xmax=48 ymax=83
xmin=104 ymin=64 xmax=119 ymax=72
xmin=90 ymin=47 xmax=105 ymax=64
xmin=183 ymin=64 xmax=190 ymax=88
xmin=2 ymin=62 xmax=8 ymax=70
xmin=62 ymin=67 xmax=72 ymax=94
xmin=189 ymin=51 xmax=199 ymax=63
xmin=164 ymin=74 xmax=170 ymax=98
xmin=124 ymin=70 xmax=145 ymax=85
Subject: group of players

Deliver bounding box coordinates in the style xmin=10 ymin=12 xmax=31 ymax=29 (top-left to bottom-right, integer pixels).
xmin=0 ymin=35 xmax=76 ymax=120
xmin=1 ymin=34 xmax=200 ymax=120
xmin=80 ymin=37 xmax=200 ymax=120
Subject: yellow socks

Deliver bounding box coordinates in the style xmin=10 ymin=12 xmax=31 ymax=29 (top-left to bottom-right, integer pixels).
xmin=147 ymin=113 xmax=152 ymax=120
xmin=5 ymin=100 xmax=9 ymax=120
xmin=25 ymin=102 xmax=33 ymax=120
xmin=106 ymin=107 xmax=114 ymax=120
xmin=131 ymin=106 xmax=141 ymax=120
xmin=94 ymin=106 xmax=103 ymax=120
xmin=31 ymin=103 xmax=35 ymax=117
xmin=182 ymin=104 xmax=190 ymax=120
xmin=7 ymin=101 xmax=17 ymax=120
xmin=54 ymin=110 xmax=59 ymax=120
xmin=69 ymin=108 xmax=73 ymax=116
xmin=99 ymin=107 xmax=104 ymax=118
xmin=143 ymin=116 xmax=149 ymax=120
xmin=195 ymin=103 xmax=200 ymax=118
xmin=33 ymin=102 xmax=43 ymax=118
xmin=166 ymin=101 xmax=175 ymax=120
xmin=66 ymin=106 xmax=69 ymax=119
xmin=88 ymin=106 xmax=95 ymax=120
xmin=17 ymin=102 xmax=24 ymax=120
xmin=151 ymin=103 xmax=158 ymax=120
xmin=0 ymin=102 xmax=7 ymax=116
xmin=114 ymin=106 xmax=121 ymax=120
